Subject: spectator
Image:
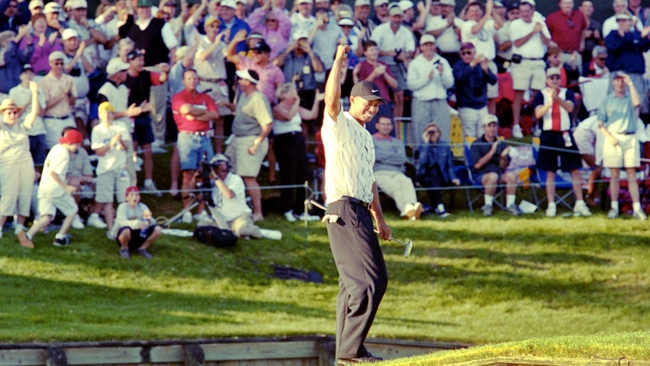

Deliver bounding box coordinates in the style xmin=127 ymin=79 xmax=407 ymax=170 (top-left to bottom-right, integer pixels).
xmin=532 ymin=67 xmax=591 ymax=217
xmin=272 ymin=83 xmax=320 ymax=222
xmin=19 ymin=128 xmax=84 ymax=249
xmin=224 ymin=69 xmax=272 ymax=221
xmin=352 ymin=39 xmax=396 ymax=135
xmin=43 ymin=2 xmax=67 ymax=37
xmin=113 ymin=186 xmax=161 ymax=259
xmin=247 ymin=0 xmax=291 ymax=60
xmin=290 ymin=0 xmax=316 ymax=35
xmin=0 ymin=83 xmax=38 ymax=242
xmin=546 ymin=45 xmax=579 ymax=89
xmin=216 ymin=0 xmax=250 ymax=54
xmin=495 ymin=1 xmax=519 ymax=71
xmin=39 ymin=51 xmax=77 ymax=149
xmin=453 ymin=42 xmax=497 ymax=139
xmin=64 ymin=126 xmax=94 ymax=229
xmin=9 ymin=64 xmax=47 ymax=169
xmin=29 ymin=0 xmax=43 ymax=16
xmin=605 ymin=10 xmax=650 ymax=117
xmin=0 ymin=0 xmax=25 ymax=32
xmin=370 ymin=5 xmax=414 ymax=119
xmin=0 ymin=26 xmax=32 ymax=98
xmin=61 ymin=28 xmax=94 ymax=142
xmin=597 ymin=71 xmax=646 ymax=220
xmin=171 ymin=69 xmax=219 ymax=223
xmin=95 ymin=0 xmax=129 ymax=59
xmin=461 ymin=0 xmax=502 ymax=114
xmin=406 ymin=34 xmax=453 ymax=146
xmin=572 ymin=115 xmax=602 ymax=207
xmin=509 ymin=0 xmax=553 ymax=138
xmin=470 ymin=114 xmax=521 ymax=216
xmin=424 ymin=0 xmax=463 ymax=67
xmin=123 ymin=48 xmax=169 ymax=196
xmin=545 ymin=0 xmax=586 ymax=73
xmin=161 ymin=0 xmax=186 ymax=45
xmin=274 ymin=29 xmax=323 ymax=139
xmin=416 ymin=122 xmax=459 ymax=217
xmin=371 ymin=0 xmax=388 ymax=25
xmin=338 ymin=17 xmax=360 ymax=68
xmin=310 ymin=7 xmax=345 ymax=84
xmin=629 ymin=0 xmax=650 ymax=26
xmin=19 ymin=14 xmax=63 ymax=78
xmin=66 ymin=0 xmax=107 ymax=53
xmin=89 ymin=102 xmax=132 ymax=237
xmin=352 ymin=0 xmax=376 ymax=44
xmin=602 ymin=0 xmax=642 ymax=38
xmin=579 ymin=0 xmax=602 ymax=65
xmin=372 ymin=116 xmax=423 ymax=220
xmin=208 ymin=154 xmax=281 ymax=239
xmin=583 ymin=45 xmax=609 ymax=77
xmin=235 ymin=0 xmax=247 ymax=20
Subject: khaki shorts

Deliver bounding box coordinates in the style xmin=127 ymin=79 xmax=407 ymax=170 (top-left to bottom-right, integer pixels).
xmin=38 ymin=194 xmax=78 ymax=218
xmin=603 ymin=133 xmax=640 ymax=168
xmin=95 ymin=169 xmax=129 ymax=203
xmin=225 ymin=135 xmax=269 ymax=178
xmin=511 ymin=59 xmax=546 ymax=91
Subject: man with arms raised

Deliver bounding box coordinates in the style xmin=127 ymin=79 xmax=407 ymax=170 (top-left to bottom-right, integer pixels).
xmin=321 ymin=44 xmax=390 ymax=365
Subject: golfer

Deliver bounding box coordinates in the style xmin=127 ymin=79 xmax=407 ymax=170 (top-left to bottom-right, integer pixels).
xmin=322 ymin=44 xmax=391 ymax=365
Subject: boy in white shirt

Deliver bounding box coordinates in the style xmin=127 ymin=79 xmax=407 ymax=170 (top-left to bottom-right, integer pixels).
xmin=18 ymin=129 xmax=84 ymax=249
xmin=114 ymin=186 xmax=160 ymax=259
xmin=89 ymin=102 xmax=131 ymax=237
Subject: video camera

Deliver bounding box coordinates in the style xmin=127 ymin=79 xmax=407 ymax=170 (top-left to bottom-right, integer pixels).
xmin=196 ymin=153 xmax=216 ymax=207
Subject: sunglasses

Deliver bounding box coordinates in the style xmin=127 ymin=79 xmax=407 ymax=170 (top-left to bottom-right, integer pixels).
xmin=427 ymin=130 xmax=439 ymax=135
xmin=341 ymin=25 xmax=352 ymax=28
xmin=378 ymin=3 xmax=388 ymax=7
xmin=548 ymin=75 xmax=561 ymax=80
xmin=265 ymin=18 xmax=277 ymax=22
xmin=7 ymin=4 xmax=17 ymax=8
xmin=53 ymin=61 xmax=64 ymax=65
xmin=5 ymin=110 xmax=18 ymax=115
xmin=460 ymin=51 xmax=473 ymax=55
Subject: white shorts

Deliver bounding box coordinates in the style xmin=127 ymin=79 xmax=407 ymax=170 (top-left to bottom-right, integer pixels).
xmin=38 ymin=194 xmax=78 ymax=218
xmin=44 ymin=116 xmax=75 ymax=149
xmin=511 ymin=59 xmax=546 ymax=91
xmin=602 ymin=133 xmax=639 ymax=168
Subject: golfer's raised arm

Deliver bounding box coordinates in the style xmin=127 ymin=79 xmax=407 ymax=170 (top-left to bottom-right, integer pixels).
xmin=325 ymin=45 xmax=350 ymax=121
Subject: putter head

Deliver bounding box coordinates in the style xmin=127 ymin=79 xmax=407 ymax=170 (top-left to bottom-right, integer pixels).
xmin=403 ymin=240 xmax=413 ymax=258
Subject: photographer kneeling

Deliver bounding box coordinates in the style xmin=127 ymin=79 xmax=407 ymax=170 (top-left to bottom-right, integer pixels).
xmin=113 ymin=186 xmax=161 ymax=259
xmin=208 ymin=154 xmax=281 ymax=240
xmin=171 ymin=69 xmax=220 ymax=223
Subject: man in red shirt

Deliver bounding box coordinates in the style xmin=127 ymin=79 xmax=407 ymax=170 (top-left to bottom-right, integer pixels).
xmin=545 ymin=0 xmax=586 ymax=73
xmin=171 ymin=69 xmax=220 ymax=222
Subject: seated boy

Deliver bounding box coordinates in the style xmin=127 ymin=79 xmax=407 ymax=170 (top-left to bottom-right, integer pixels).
xmin=113 ymin=186 xmax=161 ymax=259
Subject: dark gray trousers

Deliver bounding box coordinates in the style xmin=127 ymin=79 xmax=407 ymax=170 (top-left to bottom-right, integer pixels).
xmin=325 ymin=198 xmax=388 ymax=359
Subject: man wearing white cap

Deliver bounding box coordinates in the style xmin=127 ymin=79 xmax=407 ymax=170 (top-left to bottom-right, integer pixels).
xmin=509 ymin=0 xmax=553 ymax=138
xmin=44 ymin=2 xmax=68 ymax=37
xmin=398 ymin=0 xmax=415 ymax=28
xmin=290 ymin=0 xmax=316 ymax=35
xmin=310 ymin=7 xmax=345 ymax=83
xmin=352 ymin=0 xmax=377 ymax=44
xmin=216 ymin=0 xmax=250 ymax=54
xmin=29 ymin=0 xmax=44 ymax=16
xmin=67 ymin=0 xmax=107 ymax=47
xmin=602 ymin=0 xmax=643 ymax=38
xmin=371 ymin=5 xmax=415 ymax=119
xmin=62 ymin=28 xmax=94 ymax=141
xmin=39 ymin=51 xmax=77 ymax=149
xmin=424 ymin=0 xmax=464 ymax=66
xmin=371 ymin=0 xmax=389 ymax=24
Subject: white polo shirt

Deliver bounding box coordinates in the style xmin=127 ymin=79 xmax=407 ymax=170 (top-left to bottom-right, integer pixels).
xmin=322 ymin=107 xmax=375 ymax=204
xmin=370 ymin=22 xmax=416 ymax=65
xmin=510 ymin=18 xmax=551 ymax=59
xmin=425 ymin=15 xmax=464 ymax=53
xmin=461 ymin=19 xmax=497 ymax=61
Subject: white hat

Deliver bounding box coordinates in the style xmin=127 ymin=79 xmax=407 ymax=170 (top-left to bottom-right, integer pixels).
xmin=29 ymin=0 xmax=44 ymax=10
xmin=292 ymin=29 xmax=309 ymax=40
xmin=420 ymin=34 xmax=435 ymax=44
xmin=338 ymin=18 xmax=354 ymax=26
xmin=439 ymin=0 xmax=454 ymax=5
xmin=481 ymin=114 xmax=498 ymax=126
xmin=236 ymin=69 xmax=258 ymax=84
xmin=48 ymin=51 xmax=66 ymax=62
xmin=61 ymin=28 xmax=79 ymax=40
xmin=220 ymin=0 xmax=236 ymax=8
xmin=520 ymin=0 xmax=535 ymax=6
xmin=43 ymin=2 xmax=61 ymax=13
xmin=388 ymin=5 xmax=403 ymax=16
xmin=374 ymin=0 xmax=388 ymax=6
xmin=72 ymin=0 xmax=87 ymax=8
xmin=616 ymin=11 xmax=633 ymax=20
xmin=297 ymin=0 xmax=312 ymax=4
xmin=106 ymin=57 xmax=130 ymax=75
xmin=398 ymin=0 xmax=412 ymax=11
xmin=546 ymin=67 xmax=561 ymax=78
xmin=354 ymin=0 xmax=370 ymax=6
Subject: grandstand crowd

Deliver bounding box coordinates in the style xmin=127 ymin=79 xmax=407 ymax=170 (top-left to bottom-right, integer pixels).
xmin=0 ymin=0 xmax=649 ymax=253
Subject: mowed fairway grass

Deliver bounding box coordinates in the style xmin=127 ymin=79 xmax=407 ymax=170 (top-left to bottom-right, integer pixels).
xmin=1 ymin=198 xmax=650 ymax=345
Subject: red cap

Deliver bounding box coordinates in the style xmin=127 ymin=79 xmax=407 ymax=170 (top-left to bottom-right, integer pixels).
xmin=58 ymin=129 xmax=83 ymax=145
xmin=125 ymin=186 xmax=140 ymax=195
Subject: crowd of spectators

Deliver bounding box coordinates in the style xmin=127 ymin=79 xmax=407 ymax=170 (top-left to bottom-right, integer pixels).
xmin=1 ymin=0 xmax=650 ymax=252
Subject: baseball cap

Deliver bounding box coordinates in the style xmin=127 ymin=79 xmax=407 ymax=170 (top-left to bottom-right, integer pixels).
xmin=43 ymin=2 xmax=61 ymax=13
xmin=21 ymin=64 xmax=34 ymax=73
xmin=481 ymin=114 xmax=498 ymax=126
xmin=616 ymin=11 xmax=633 ymax=21
xmin=236 ymin=69 xmax=259 ymax=84
xmin=460 ymin=42 xmax=475 ymax=50
xmin=292 ymin=29 xmax=309 ymax=40
xmin=374 ymin=0 xmax=388 ymax=6
xmin=612 ymin=70 xmax=627 ymax=79
xmin=507 ymin=2 xmax=519 ymax=11
xmin=163 ymin=1 xmax=176 ymax=6
xmin=48 ymin=51 xmax=66 ymax=62
xmin=420 ymin=34 xmax=435 ymax=44
xmin=388 ymin=6 xmax=403 ymax=16
xmin=338 ymin=18 xmax=354 ymax=26
xmin=494 ymin=0 xmax=504 ymax=7
xmin=127 ymin=49 xmax=145 ymax=60
xmin=247 ymin=31 xmax=265 ymax=40
xmin=439 ymin=0 xmax=454 ymax=5
xmin=137 ymin=0 xmax=153 ymax=7
xmin=546 ymin=67 xmax=561 ymax=78
xmin=354 ymin=0 xmax=370 ymax=6
xmin=29 ymin=0 xmax=44 ymax=10
xmin=106 ymin=57 xmax=130 ymax=75
xmin=220 ymin=0 xmax=236 ymax=7
xmin=253 ymin=41 xmax=271 ymax=53
xmin=59 ymin=129 xmax=83 ymax=145
xmin=210 ymin=153 xmax=230 ymax=166
xmin=61 ymin=28 xmax=79 ymax=40
xmin=298 ymin=0 xmax=312 ymax=4
xmin=72 ymin=0 xmax=87 ymax=8
xmin=125 ymin=186 xmax=140 ymax=195
xmin=98 ymin=102 xmax=115 ymax=114
xmin=350 ymin=81 xmax=385 ymax=103
xmin=520 ymin=0 xmax=534 ymax=6
xmin=204 ymin=15 xmax=220 ymax=27
xmin=398 ymin=0 xmax=413 ymax=11
xmin=0 ymin=99 xmax=18 ymax=112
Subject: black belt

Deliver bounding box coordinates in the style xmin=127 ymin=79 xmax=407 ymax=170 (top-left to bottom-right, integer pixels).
xmin=179 ymin=130 xmax=212 ymax=137
xmin=44 ymin=115 xmax=70 ymax=120
xmin=199 ymin=77 xmax=225 ymax=83
xmin=522 ymin=57 xmax=543 ymax=61
xmin=340 ymin=196 xmax=372 ymax=211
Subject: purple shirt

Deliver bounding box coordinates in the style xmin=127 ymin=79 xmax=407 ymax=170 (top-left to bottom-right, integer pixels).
xmin=239 ymin=56 xmax=286 ymax=104
xmin=247 ymin=8 xmax=291 ymax=61
xmin=19 ymin=34 xmax=62 ymax=75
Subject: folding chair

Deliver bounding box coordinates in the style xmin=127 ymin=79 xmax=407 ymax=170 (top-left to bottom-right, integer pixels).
xmin=460 ymin=137 xmax=505 ymax=212
xmin=530 ymin=137 xmax=574 ymax=210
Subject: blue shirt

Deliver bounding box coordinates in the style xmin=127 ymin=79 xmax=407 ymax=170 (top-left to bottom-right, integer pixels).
xmin=453 ymin=60 xmax=497 ymax=109
xmin=597 ymin=91 xmax=637 ymax=135
xmin=605 ymin=30 xmax=650 ymax=74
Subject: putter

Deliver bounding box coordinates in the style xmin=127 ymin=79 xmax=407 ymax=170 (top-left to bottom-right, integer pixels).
xmin=308 ymin=200 xmax=413 ymax=258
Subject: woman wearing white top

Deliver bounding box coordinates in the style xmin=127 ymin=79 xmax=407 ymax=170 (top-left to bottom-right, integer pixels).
xmin=0 ymin=82 xmax=40 ymax=239
xmin=272 ymin=82 xmax=321 ymax=222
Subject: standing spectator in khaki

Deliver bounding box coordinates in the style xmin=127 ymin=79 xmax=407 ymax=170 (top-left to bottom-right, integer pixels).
xmin=39 ymin=51 xmax=77 ymax=149
xmin=224 ymin=69 xmax=272 ymax=222
xmin=545 ymin=0 xmax=586 ymax=74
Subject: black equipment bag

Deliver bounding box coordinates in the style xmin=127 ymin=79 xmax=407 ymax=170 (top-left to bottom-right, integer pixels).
xmin=193 ymin=226 xmax=238 ymax=248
